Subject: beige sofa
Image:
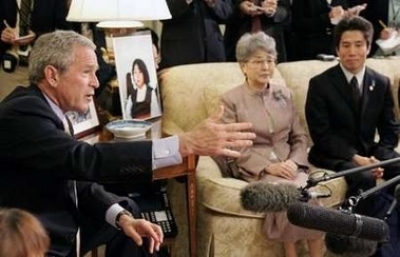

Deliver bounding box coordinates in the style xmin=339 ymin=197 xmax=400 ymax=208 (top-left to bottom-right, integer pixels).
xmin=158 ymin=58 xmax=400 ymax=257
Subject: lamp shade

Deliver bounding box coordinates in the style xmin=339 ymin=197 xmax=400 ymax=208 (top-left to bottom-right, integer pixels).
xmin=67 ymin=0 xmax=172 ymax=22
xmin=96 ymin=21 xmax=144 ymax=29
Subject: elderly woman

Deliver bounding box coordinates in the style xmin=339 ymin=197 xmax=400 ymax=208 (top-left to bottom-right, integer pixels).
xmin=220 ymin=32 xmax=323 ymax=257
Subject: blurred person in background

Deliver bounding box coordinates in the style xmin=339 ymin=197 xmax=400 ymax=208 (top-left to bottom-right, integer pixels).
xmin=160 ymin=0 xmax=233 ymax=69
xmin=291 ymin=0 xmax=366 ymax=61
xmin=0 ymin=0 xmax=69 ymax=100
xmin=224 ymin=0 xmax=291 ymax=63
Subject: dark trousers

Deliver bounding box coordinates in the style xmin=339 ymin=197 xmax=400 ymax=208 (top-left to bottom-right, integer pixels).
xmin=334 ymin=147 xmax=400 ymax=257
xmin=334 ymin=146 xmax=400 ymax=214
xmin=67 ymin=198 xmax=157 ymax=257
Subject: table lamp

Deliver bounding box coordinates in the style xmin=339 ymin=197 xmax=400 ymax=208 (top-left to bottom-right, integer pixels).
xmin=67 ymin=0 xmax=171 ymax=62
xmin=67 ymin=0 xmax=171 ymax=22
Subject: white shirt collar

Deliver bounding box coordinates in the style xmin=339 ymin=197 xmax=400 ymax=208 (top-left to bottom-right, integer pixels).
xmin=339 ymin=63 xmax=366 ymax=87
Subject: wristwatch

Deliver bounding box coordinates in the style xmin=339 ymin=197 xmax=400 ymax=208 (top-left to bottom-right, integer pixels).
xmin=115 ymin=210 xmax=133 ymax=229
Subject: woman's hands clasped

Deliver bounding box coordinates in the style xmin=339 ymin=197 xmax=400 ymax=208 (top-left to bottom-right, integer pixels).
xmin=265 ymin=160 xmax=298 ymax=180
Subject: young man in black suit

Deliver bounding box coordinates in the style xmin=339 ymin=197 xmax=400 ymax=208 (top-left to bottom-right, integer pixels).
xmin=306 ymin=16 xmax=400 ymax=256
xmin=0 ymin=30 xmax=255 ymax=257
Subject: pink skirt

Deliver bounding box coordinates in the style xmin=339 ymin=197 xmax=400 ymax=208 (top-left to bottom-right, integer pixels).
xmin=261 ymin=172 xmax=324 ymax=242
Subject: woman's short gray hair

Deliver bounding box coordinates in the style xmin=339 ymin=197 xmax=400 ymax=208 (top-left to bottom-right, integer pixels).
xmin=29 ymin=30 xmax=96 ymax=84
xmin=235 ymin=32 xmax=277 ymax=62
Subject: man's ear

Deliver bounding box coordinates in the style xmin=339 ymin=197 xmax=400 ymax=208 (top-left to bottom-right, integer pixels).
xmin=366 ymin=44 xmax=371 ymax=56
xmin=43 ymin=65 xmax=59 ymax=87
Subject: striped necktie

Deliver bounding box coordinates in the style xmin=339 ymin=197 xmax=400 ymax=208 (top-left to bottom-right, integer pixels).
xmin=19 ymin=0 xmax=32 ymax=36
xmin=62 ymin=115 xmax=75 ymax=137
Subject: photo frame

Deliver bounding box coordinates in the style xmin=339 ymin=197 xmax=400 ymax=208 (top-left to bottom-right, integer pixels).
xmin=65 ymin=101 xmax=100 ymax=139
xmin=113 ymin=31 xmax=162 ymax=120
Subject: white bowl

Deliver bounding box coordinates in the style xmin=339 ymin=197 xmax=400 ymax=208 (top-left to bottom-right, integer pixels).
xmin=105 ymin=120 xmax=152 ymax=139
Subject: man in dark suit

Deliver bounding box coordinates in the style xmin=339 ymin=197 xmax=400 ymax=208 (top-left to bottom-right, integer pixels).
xmin=306 ymin=16 xmax=400 ymax=256
xmin=0 ymin=30 xmax=255 ymax=257
xmin=160 ymin=0 xmax=233 ymax=69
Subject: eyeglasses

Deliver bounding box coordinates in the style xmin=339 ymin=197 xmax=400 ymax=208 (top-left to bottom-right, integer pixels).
xmin=246 ymin=58 xmax=276 ymax=67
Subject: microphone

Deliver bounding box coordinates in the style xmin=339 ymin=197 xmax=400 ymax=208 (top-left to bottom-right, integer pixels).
xmin=240 ymin=181 xmax=331 ymax=212
xmin=305 ymin=157 xmax=400 ymax=189
xmin=287 ymin=202 xmax=389 ymax=241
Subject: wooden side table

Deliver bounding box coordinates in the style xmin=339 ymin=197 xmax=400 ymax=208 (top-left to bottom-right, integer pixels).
xmin=153 ymin=154 xmax=197 ymax=257
xmin=82 ymin=119 xmax=197 ymax=257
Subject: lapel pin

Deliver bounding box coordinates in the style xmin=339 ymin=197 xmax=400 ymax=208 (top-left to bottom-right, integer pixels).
xmin=369 ymin=80 xmax=375 ymax=91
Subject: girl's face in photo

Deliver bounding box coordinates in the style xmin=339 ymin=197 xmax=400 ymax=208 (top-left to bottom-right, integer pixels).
xmin=133 ymin=64 xmax=145 ymax=87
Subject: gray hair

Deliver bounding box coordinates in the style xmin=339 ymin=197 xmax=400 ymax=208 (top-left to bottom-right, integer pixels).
xmin=235 ymin=32 xmax=277 ymax=62
xmin=29 ymin=30 xmax=96 ymax=84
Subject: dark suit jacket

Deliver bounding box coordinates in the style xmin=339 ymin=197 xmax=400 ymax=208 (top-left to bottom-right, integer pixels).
xmin=305 ymin=64 xmax=399 ymax=169
xmin=0 ymin=85 xmax=153 ymax=256
xmin=160 ymin=0 xmax=233 ymax=69
xmin=224 ymin=0 xmax=290 ymax=63
xmin=291 ymin=0 xmax=349 ymax=60
xmin=0 ymin=0 xmax=69 ymax=58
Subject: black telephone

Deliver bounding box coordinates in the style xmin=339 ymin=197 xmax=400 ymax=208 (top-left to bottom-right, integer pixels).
xmin=129 ymin=189 xmax=178 ymax=238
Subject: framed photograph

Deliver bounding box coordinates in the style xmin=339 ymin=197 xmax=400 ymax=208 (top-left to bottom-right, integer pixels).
xmin=65 ymin=101 xmax=100 ymax=139
xmin=113 ymin=31 xmax=162 ymax=120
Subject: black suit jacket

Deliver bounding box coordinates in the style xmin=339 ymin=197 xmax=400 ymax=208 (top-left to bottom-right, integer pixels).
xmin=291 ymin=0 xmax=349 ymax=60
xmin=305 ymin=64 xmax=399 ymax=169
xmin=0 ymin=85 xmax=153 ymax=256
xmin=0 ymin=0 xmax=69 ymax=58
xmin=160 ymin=0 xmax=233 ymax=69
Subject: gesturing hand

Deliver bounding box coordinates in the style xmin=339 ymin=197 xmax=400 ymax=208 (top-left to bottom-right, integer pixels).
xmin=119 ymin=215 xmax=164 ymax=254
xmin=179 ymin=105 xmax=256 ymax=158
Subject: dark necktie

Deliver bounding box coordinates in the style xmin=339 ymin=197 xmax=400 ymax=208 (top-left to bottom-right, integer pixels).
xmin=19 ymin=0 xmax=32 ymax=36
xmin=350 ymin=76 xmax=360 ymax=108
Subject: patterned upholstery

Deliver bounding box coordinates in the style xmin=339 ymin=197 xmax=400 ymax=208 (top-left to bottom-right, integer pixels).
xmin=158 ymin=58 xmax=400 ymax=257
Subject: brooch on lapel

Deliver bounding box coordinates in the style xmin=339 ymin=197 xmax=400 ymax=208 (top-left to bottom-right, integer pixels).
xmin=369 ymin=80 xmax=376 ymax=92
xmin=272 ymin=89 xmax=286 ymax=101
xmin=272 ymin=89 xmax=287 ymax=107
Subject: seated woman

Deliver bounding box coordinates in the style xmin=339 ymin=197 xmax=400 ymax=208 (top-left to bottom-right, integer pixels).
xmin=0 ymin=208 xmax=49 ymax=257
xmin=220 ymin=31 xmax=323 ymax=257
xmin=125 ymin=58 xmax=161 ymax=120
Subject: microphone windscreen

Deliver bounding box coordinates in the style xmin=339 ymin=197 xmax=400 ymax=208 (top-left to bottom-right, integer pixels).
xmin=325 ymin=233 xmax=378 ymax=257
xmin=241 ymin=181 xmax=300 ymax=212
xmin=287 ymin=202 xmax=389 ymax=241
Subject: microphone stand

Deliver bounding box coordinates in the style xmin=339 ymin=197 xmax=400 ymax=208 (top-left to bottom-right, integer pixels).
xmin=384 ymin=199 xmax=397 ymax=221
xmin=304 ymin=157 xmax=400 ymax=189
xmin=343 ymin=175 xmax=400 ymax=209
